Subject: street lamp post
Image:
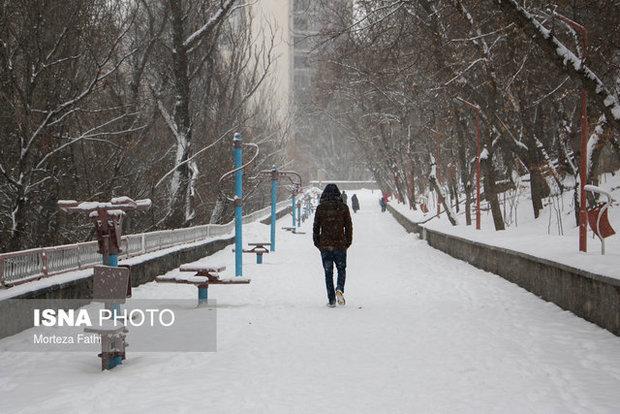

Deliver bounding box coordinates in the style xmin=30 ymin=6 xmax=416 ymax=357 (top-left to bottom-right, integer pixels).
xmin=554 ymin=11 xmax=588 ymax=252
xmin=455 ymin=97 xmax=481 ymax=230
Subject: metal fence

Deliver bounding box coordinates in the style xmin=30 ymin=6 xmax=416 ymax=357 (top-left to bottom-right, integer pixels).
xmin=0 ymin=201 xmax=289 ymax=287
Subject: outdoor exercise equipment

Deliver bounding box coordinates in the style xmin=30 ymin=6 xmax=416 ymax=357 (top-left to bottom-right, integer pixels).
xmin=85 ymin=265 xmax=130 ymax=370
xmin=156 ymin=264 xmax=250 ymax=304
xmin=243 ymin=242 xmax=271 ymax=264
xmin=58 ymin=196 xmax=150 ymax=370
xmin=58 ymin=197 xmax=151 ymax=266
xmin=218 ymin=133 xmax=259 ymax=276
xmin=218 ymin=135 xmax=304 ymax=266
xmin=584 ymin=185 xmax=615 ymax=255
xmin=248 ymin=167 xmax=303 ymax=251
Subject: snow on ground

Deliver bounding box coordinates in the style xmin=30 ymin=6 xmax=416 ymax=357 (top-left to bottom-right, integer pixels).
xmin=391 ymin=173 xmax=620 ymax=280
xmin=1 ymin=190 xmax=620 ymax=413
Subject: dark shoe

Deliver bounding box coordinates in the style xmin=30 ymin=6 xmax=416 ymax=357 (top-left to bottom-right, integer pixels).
xmin=327 ymin=301 xmax=336 ymax=308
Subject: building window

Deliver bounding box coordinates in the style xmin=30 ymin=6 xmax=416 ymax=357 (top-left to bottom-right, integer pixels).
xmin=294 ymin=72 xmax=311 ymax=90
xmin=293 ymin=16 xmax=309 ymax=31
xmin=294 ymin=35 xmax=307 ymax=48
xmin=294 ymin=0 xmax=311 ymax=13
xmin=294 ymin=55 xmax=308 ymax=69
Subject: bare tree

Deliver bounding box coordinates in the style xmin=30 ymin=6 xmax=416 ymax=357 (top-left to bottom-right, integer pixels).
xmin=0 ymin=0 xmax=140 ymax=250
xmin=301 ymin=0 xmax=619 ymax=231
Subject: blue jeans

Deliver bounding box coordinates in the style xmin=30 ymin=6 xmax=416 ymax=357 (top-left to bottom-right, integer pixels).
xmin=321 ymin=250 xmax=347 ymax=303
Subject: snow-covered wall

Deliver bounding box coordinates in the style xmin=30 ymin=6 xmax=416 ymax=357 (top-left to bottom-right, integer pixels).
xmin=387 ymin=204 xmax=620 ymax=337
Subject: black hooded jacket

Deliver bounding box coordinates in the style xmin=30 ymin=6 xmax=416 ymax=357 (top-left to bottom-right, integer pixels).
xmin=313 ymin=184 xmax=353 ymax=251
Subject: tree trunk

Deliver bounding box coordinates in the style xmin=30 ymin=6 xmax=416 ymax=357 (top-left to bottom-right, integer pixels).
xmin=407 ymin=155 xmax=417 ymax=210
xmin=455 ymin=106 xmax=472 ymax=226
xmin=8 ymin=193 xmax=27 ymax=251
xmin=465 ymin=184 xmax=472 ymax=226
xmin=209 ymin=194 xmax=226 ymax=224
xmin=529 ymin=166 xmax=545 ymax=218
xmin=429 ymin=174 xmax=457 ymax=226
xmin=451 ymin=184 xmax=459 ymax=213
xmin=481 ymin=153 xmax=505 ymax=231
xmin=168 ymin=0 xmax=194 ymax=227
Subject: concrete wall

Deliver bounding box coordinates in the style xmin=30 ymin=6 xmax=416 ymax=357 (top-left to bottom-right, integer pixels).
xmin=387 ymin=204 xmax=620 ymax=337
xmin=260 ymin=205 xmax=292 ymax=225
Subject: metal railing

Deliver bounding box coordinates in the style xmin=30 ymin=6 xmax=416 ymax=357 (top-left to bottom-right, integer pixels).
xmin=0 ymin=201 xmax=289 ymax=287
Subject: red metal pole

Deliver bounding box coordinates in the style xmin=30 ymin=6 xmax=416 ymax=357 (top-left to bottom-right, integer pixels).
xmin=409 ymin=153 xmax=414 ymax=209
xmin=555 ymin=12 xmax=587 ymax=252
xmin=437 ymin=133 xmax=441 ymax=216
xmin=476 ymin=110 xmax=481 ymax=230
xmin=579 ymin=87 xmax=588 ymax=251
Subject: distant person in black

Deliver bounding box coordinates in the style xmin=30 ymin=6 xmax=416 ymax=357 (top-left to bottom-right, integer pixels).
xmin=313 ymin=184 xmax=353 ymax=307
xmin=351 ymin=193 xmax=360 ymax=213
xmin=341 ymin=190 xmax=348 ymax=205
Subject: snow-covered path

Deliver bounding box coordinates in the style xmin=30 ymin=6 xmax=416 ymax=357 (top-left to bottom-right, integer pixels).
xmin=2 ymin=190 xmax=620 ymax=413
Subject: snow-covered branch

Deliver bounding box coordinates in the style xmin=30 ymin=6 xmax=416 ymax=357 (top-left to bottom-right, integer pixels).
xmin=586 ymin=115 xmax=607 ymax=176
xmin=154 ymin=126 xmax=235 ymax=188
xmin=183 ymin=0 xmax=237 ymax=52
xmin=444 ymin=58 xmax=487 ymax=86
xmin=155 ymin=95 xmax=184 ymax=147
xmin=495 ymin=0 xmax=620 ymax=131
xmin=33 ymin=112 xmax=143 ymax=173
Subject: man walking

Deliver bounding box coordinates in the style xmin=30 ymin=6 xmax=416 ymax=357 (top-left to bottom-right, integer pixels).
xmin=313 ymin=184 xmax=353 ymax=307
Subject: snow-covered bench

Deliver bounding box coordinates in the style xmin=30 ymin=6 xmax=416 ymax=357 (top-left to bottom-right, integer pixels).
xmin=156 ymin=265 xmax=250 ymax=304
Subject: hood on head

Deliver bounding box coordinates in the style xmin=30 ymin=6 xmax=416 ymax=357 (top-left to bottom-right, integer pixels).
xmin=320 ymin=183 xmax=342 ymax=202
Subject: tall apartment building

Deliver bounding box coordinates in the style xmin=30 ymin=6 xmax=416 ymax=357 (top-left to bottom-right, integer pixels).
xmin=289 ymin=0 xmax=321 ymax=100
xmin=252 ymin=0 xmax=351 ymax=179
xmin=248 ymin=1 xmax=292 ymax=121
xmin=250 ymin=0 xmax=325 ymax=117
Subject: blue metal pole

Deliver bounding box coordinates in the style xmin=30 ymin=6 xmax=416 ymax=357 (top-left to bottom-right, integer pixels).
xmin=270 ymin=166 xmax=277 ymax=252
xmin=291 ymin=194 xmax=296 ymax=228
xmin=103 ymin=248 xmax=119 ymax=313
xmin=198 ymin=286 xmax=208 ymax=304
xmin=103 ymin=243 xmax=121 ymax=367
xmin=234 ymin=133 xmax=243 ymax=277
xmin=297 ymin=203 xmax=301 ymax=227
xmin=106 ymin=263 xmax=121 ymax=321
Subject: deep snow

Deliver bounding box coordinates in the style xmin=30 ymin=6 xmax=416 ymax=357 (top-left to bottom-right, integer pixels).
xmin=1 ymin=190 xmax=619 ymax=413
